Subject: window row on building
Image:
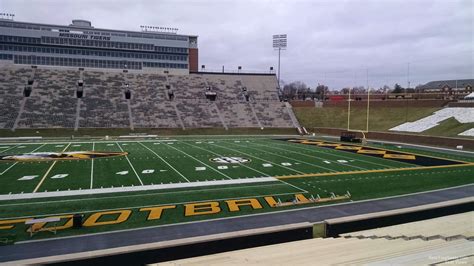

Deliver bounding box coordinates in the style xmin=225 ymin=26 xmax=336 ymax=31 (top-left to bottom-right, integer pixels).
xmin=0 ymin=35 xmax=188 ymax=54
xmin=0 ymin=53 xmax=13 ymax=60
xmin=12 ymin=55 xmax=188 ymax=70
xmin=0 ymin=44 xmax=188 ymax=61
xmin=143 ymin=62 xmax=188 ymax=69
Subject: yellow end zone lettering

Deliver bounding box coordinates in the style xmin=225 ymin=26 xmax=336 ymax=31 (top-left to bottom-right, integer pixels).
xmin=357 ymin=149 xmax=386 ymax=155
xmin=225 ymin=198 xmax=263 ymax=212
xmin=185 ymin=201 xmax=220 ymax=216
xmin=383 ymin=154 xmax=416 ymax=160
xmin=83 ymin=210 xmax=131 ymax=227
xmin=0 ymin=218 xmax=31 ymax=230
xmin=140 ymin=205 xmax=176 ymax=220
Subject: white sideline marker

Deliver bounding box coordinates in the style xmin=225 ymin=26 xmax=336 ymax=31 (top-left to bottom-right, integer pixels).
xmin=50 ymin=174 xmax=68 ymax=179
xmin=281 ymin=162 xmax=292 ymax=166
xmin=195 ymin=167 xmax=206 ymax=171
xmin=18 ymin=175 xmax=38 ymax=181
xmin=116 ymin=171 xmax=129 ymax=175
xmin=217 ymin=166 xmax=228 ymax=170
xmin=55 ymin=145 xmax=64 ymax=148
xmin=72 ymin=144 xmax=81 ymax=147
xmin=262 ymin=163 xmax=273 ymax=167
xmin=323 ymin=160 xmax=331 ymax=164
xmin=337 ymin=160 xmax=348 ymax=163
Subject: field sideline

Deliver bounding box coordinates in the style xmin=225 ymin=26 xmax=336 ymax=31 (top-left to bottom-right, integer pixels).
xmin=0 ymin=136 xmax=472 ymax=242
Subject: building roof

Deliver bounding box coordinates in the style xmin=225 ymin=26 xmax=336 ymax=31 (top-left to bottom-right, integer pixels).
xmin=416 ymin=79 xmax=474 ymax=90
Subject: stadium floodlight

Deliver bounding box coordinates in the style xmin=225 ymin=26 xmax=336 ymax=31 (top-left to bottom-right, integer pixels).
xmin=273 ymin=34 xmax=287 ymax=89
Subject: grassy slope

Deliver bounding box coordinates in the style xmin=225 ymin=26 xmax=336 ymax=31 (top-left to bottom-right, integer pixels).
xmin=423 ymin=117 xmax=474 ymax=137
xmin=294 ymin=106 xmax=474 ymax=138
xmin=293 ymin=107 xmax=441 ymax=132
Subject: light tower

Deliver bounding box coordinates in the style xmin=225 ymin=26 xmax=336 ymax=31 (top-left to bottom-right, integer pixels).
xmin=273 ymin=34 xmax=287 ymax=89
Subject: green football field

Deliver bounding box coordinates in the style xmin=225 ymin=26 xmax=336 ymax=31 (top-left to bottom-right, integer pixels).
xmin=0 ymin=136 xmax=473 ymax=242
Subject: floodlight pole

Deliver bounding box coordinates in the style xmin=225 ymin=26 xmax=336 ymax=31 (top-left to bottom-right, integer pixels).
xmin=273 ymin=34 xmax=286 ymax=90
xmin=278 ymin=47 xmax=281 ymax=89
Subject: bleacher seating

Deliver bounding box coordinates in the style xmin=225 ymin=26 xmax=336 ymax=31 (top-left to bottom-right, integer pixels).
xmin=79 ymin=71 xmax=130 ymax=128
xmin=0 ymin=67 xmax=31 ymax=129
xmin=17 ymin=69 xmax=78 ymax=128
xmin=0 ymin=67 xmax=296 ymax=130
xmin=158 ymin=212 xmax=473 ymax=265
xmin=390 ymin=107 xmax=474 ymax=133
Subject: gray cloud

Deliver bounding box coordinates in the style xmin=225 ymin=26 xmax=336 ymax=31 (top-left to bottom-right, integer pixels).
xmin=1 ymin=0 xmax=472 ymax=89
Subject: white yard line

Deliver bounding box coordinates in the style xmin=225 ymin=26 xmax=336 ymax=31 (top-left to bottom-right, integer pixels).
xmin=116 ymin=142 xmax=144 ymax=186
xmin=181 ymin=141 xmax=307 ymax=193
xmin=0 ymin=162 xmax=18 ymax=175
xmin=251 ymin=141 xmax=368 ymax=171
xmin=32 ymin=143 xmax=71 ymax=193
xmin=165 ymin=142 xmax=234 ymax=180
xmin=0 ymin=144 xmax=20 ymax=154
xmin=90 ymin=142 xmax=95 ymax=189
xmin=138 ymin=142 xmax=190 ymax=182
xmin=0 ymin=177 xmax=278 ymax=201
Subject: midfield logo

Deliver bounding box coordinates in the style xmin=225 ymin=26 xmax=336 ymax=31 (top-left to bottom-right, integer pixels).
xmin=0 ymin=151 xmax=128 ymax=161
xmin=210 ymin=157 xmax=251 ymax=164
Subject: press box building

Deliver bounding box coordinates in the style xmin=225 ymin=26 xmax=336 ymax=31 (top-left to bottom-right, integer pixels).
xmin=0 ymin=18 xmax=198 ymax=74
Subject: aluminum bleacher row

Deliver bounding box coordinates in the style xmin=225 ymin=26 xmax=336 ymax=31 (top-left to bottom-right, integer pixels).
xmin=158 ymin=212 xmax=473 ymax=265
xmin=0 ymin=66 xmax=296 ymax=130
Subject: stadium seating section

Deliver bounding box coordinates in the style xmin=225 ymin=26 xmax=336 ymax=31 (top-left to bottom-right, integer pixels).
xmin=0 ymin=66 xmax=296 ymax=130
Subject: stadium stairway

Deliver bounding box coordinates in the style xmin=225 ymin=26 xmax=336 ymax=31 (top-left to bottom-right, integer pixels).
xmin=248 ymin=102 xmax=263 ymax=128
xmin=284 ymin=101 xmax=301 ymax=128
xmin=340 ymin=211 xmax=474 ymax=241
xmin=159 ymin=212 xmax=473 ymax=265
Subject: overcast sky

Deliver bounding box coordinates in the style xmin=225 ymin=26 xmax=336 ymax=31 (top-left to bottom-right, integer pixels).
xmin=1 ymin=0 xmax=473 ymax=89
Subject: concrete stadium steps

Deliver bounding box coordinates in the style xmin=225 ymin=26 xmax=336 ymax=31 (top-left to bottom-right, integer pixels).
xmin=340 ymin=211 xmax=474 ymax=241
xmin=159 ymin=211 xmax=473 ymax=265
xmin=160 ymin=237 xmax=472 ymax=265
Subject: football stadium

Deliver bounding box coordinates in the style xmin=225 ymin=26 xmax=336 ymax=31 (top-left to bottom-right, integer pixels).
xmin=0 ymin=3 xmax=473 ymax=265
